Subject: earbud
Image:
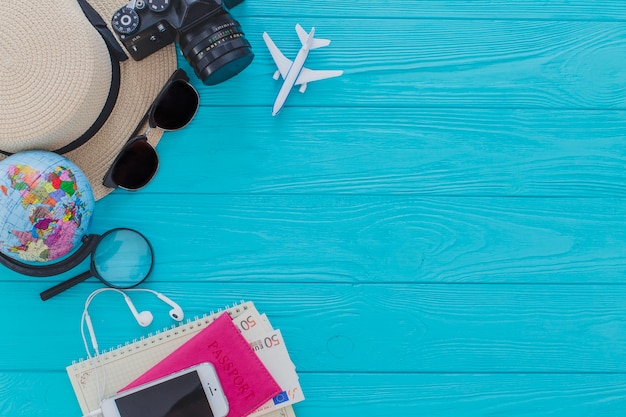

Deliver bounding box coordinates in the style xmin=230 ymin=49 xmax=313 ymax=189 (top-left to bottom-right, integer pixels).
xmin=154 ymin=292 xmax=184 ymax=321
xmin=123 ymin=294 xmax=154 ymax=327
xmin=81 ymin=288 xmax=184 ymax=364
xmin=81 ymin=288 xmax=184 ymax=358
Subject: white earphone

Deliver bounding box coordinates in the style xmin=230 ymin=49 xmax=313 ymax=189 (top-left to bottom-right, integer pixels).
xmin=154 ymin=291 xmax=184 ymax=321
xmin=81 ymin=288 xmax=184 ymax=357
xmin=80 ymin=288 xmax=184 ymax=411
xmin=122 ymin=293 xmax=154 ymax=326
xmin=118 ymin=290 xmax=184 ymax=326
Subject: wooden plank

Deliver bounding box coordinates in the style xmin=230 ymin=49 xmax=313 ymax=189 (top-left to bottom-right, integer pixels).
xmin=148 ymin=107 xmax=626 ymax=196
xmin=2 ymin=196 xmax=624 ymax=284
xmin=238 ymin=0 xmax=626 ymax=21
xmin=2 ymin=283 xmax=626 ymax=373
xmin=52 ymin=195 xmax=626 ymax=283
xmin=3 ymin=2 xmax=622 ymax=417
xmin=2 ymin=371 xmax=625 ymax=417
xmin=0 ymin=371 xmax=75 ymax=417
xmin=296 ymin=373 xmax=626 ymax=417
xmin=183 ymin=18 xmax=626 ymax=109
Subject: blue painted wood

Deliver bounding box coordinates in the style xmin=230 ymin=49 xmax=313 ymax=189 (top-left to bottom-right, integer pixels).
xmin=4 ymin=282 xmax=626 ymax=372
xmin=4 ymin=195 xmax=625 ymax=284
xmin=2 ymin=1 xmax=626 ymax=416
xmin=3 ymin=371 xmax=626 ymax=417
xmin=187 ymin=18 xmax=626 ymax=109
xmin=133 ymin=108 xmax=626 ymax=196
xmin=239 ymin=1 xmax=626 ymax=21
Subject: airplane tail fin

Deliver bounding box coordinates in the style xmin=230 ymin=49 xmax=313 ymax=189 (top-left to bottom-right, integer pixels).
xmin=295 ymin=23 xmax=331 ymax=49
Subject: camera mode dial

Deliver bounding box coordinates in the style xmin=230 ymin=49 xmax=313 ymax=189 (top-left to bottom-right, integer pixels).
xmin=112 ymin=7 xmax=140 ymax=35
xmin=147 ymin=0 xmax=171 ymax=12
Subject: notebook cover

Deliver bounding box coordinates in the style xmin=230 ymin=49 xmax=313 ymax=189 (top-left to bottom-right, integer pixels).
xmin=120 ymin=312 xmax=282 ymax=417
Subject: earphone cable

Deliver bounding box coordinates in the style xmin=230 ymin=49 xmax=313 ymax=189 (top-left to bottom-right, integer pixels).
xmin=80 ymin=288 xmax=125 ymax=403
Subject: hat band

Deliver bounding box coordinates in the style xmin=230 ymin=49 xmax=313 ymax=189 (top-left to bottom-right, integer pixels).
xmin=0 ymin=0 xmax=126 ymax=157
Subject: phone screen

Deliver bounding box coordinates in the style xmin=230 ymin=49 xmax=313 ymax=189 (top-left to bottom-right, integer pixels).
xmin=115 ymin=371 xmax=215 ymax=417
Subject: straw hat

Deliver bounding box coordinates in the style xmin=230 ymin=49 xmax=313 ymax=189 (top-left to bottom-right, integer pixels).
xmin=0 ymin=0 xmax=177 ymax=200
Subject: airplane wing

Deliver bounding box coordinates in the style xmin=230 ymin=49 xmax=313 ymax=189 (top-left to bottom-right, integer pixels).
xmin=295 ymin=68 xmax=344 ymax=86
xmin=262 ymin=32 xmax=292 ymax=79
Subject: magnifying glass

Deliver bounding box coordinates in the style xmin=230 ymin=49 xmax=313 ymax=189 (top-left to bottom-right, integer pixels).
xmin=39 ymin=228 xmax=154 ymax=301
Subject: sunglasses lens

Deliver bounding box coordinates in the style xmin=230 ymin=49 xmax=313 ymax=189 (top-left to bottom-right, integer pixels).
xmin=111 ymin=140 xmax=158 ymax=190
xmin=152 ymin=80 xmax=199 ymax=130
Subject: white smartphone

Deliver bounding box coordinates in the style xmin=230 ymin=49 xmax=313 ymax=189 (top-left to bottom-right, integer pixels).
xmin=100 ymin=362 xmax=229 ymax=417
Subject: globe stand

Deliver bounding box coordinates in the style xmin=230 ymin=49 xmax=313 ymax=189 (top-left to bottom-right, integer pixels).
xmin=0 ymin=234 xmax=100 ymax=277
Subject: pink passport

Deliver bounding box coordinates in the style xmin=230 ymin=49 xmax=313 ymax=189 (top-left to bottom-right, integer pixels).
xmin=121 ymin=312 xmax=281 ymax=417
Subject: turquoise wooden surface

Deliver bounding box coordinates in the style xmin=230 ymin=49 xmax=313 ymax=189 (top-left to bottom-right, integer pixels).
xmin=2 ymin=1 xmax=626 ymax=416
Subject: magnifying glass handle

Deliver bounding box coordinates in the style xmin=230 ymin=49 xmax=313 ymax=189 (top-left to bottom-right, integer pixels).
xmin=40 ymin=271 xmax=93 ymax=301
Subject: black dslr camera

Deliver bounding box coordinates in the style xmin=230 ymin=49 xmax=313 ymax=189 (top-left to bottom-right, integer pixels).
xmin=111 ymin=0 xmax=254 ymax=85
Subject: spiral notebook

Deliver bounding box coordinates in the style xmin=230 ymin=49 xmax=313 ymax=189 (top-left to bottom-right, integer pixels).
xmin=67 ymin=301 xmax=300 ymax=417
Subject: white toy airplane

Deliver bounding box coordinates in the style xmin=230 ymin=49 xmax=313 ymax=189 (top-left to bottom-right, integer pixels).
xmin=263 ymin=24 xmax=343 ymax=116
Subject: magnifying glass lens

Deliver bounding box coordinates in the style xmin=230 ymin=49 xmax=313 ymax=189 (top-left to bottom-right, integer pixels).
xmin=92 ymin=229 xmax=153 ymax=287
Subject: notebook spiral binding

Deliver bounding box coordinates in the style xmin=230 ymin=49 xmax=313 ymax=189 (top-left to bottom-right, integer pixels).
xmin=71 ymin=300 xmax=252 ymax=366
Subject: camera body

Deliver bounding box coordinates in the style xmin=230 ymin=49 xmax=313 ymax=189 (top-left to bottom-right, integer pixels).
xmin=112 ymin=0 xmax=254 ymax=85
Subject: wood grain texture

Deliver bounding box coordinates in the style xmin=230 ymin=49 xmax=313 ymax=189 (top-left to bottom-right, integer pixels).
xmin=2 ymin=1 xmax=626 ymax=416
xmin=137 ymin=108 xmax=626 ymax=196
xmin=186 ymin=18 xmax=626 ymax=109
xmin=4 ymin=195 xmax=624 ymax=284
xmin=239 ymin=1 xmax=626 ymax=21
xmin=2 ymin=282 xmax=626 ymax=374
xmin=3 ymin=371 xmax=626 ymax=417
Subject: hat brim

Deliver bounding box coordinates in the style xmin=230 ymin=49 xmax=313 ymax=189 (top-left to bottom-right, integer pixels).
xmin=0 ymin=0 xmax=177 ymax=201
xmin=65 ymin=0 xmax=177 ymax=200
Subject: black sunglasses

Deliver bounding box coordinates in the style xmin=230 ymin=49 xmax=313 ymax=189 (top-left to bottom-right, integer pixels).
xmin=103 ymin=69 xmax=199 ymax=190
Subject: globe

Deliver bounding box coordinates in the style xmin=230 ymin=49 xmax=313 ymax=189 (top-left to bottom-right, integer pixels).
xmin=0 ymin=151 xmax=94 ymax=264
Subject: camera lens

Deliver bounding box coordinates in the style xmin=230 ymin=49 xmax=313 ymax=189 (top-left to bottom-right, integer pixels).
xmin=179 ymin=13 xmax=254 ymax=85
